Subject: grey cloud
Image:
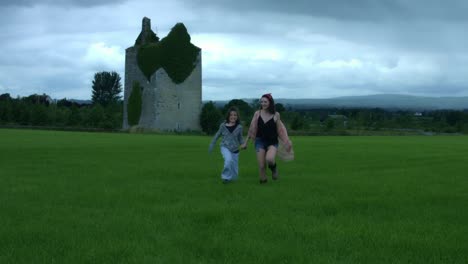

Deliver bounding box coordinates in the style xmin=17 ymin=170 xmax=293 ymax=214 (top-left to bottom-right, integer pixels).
xmin=1 ymin=0 xmax=468 ymax=100
xmin=0 ymin=0 xmax=127 ymax=7
xmin=188 ymin=0 xmax=468 ymax=22
xmin=184 ymin=1 xmax=468 ymax=56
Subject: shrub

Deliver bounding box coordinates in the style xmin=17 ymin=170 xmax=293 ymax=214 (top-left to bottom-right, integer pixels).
xmin=127 ymin=81 xmax=142 ymax=126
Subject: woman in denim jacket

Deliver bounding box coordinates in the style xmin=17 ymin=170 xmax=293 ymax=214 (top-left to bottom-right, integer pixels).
xmin=209 ymin=107 xmax=245 ymax=183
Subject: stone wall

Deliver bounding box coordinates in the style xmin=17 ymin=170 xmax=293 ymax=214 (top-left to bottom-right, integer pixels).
xmin=149 ymin=54 xmax=202 ymax=131
xmin=122 ymin=46 xmax=152 ymax=129
xmin=123 ymin=19 xmax=202 ymax=131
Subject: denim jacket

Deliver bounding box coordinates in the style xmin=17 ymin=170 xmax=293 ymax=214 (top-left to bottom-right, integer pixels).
xmin=209 ymin=123 xmax=244 ymax=153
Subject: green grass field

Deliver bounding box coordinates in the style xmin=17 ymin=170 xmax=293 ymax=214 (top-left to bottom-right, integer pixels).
xmin=1 ymin=129 xmax=467 ymax=263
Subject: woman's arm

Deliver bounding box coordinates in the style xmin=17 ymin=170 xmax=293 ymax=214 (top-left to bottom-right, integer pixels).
xmin=241 ymin=111 xmax=259 ymax=149
xmin=276 ymin=112 xmax=292 ymax=152
xmin=208 ymin=124 xmax=223 ymax=153
xmin=240 ymin=132 xmax=249 ymax=149
xmin=247 ymin=111 xmax=260 ymax=140
xmin=238 ymin=126 xmax=245 ymax=146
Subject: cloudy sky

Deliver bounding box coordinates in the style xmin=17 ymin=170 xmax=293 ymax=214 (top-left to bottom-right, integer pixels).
xmin=1 ymin=0 xmax=467 ymax=100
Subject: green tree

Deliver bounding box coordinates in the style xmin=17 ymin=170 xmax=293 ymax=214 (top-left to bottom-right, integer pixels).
xmin=53 ymin=107 xmax=69 ymax=126
xmin=12 ymin=100 xmax=30 ymax=125
xmin=291 ymin=112 xmax=305 ymax=130
xmin=104 ymin=102 xmax=123 ymax=129
xmin=88 ymin=104 xmax=105 ymax=128
xmin=67 ymin=105 xmax=81 ymax=127
xmin=200 ymin=101 xmax=222 ymax=134
xmin=325 ymin=118 xmax=335 ymax=131
xmin=445 ymin=110 xmax=462 ymax=127
xmin=275 ymin=103 xmax=286 ymax=113
xmin=30 ymin=104 xmax=48 ymax=126
xmin=91 ymin=71 xmax=122 ymax=106
xmin=127 ymin=81 xmax=142 ymax=126
xmin=0 ymin=93 xmax=12 ymax=101
xmin=0 ymin=94 xmax=13 ymax=123
xmin=223 ymin=99 xmax=253 ymax=124
xmin=250 ymin=99 xmax=260 ymax=111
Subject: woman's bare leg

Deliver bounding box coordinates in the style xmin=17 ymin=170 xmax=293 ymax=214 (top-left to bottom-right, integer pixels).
xmin=256 ymin=149 xmax=267 ymax=182
xmin=266 ymin=146 xmax=278 ymax=179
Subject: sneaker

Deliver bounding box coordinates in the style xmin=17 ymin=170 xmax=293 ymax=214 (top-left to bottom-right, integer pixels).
xmin=270 ymin=164 xmax=278 ymax=180
xmin=272 ymin=169 xmax=278 ymax=180
xmin=222 ymin=179 xmax=231 ymax=184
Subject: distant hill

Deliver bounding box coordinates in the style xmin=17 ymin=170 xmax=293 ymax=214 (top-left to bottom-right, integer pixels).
xmin=208 ymin=94 xmax=468 ymax=110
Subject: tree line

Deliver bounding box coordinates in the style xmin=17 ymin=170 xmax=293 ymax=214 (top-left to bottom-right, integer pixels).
xmin=2 ymin=71 xmax=468 ymax=134
xmin=0 ymin=71 xmax=123 ymax=130
xmin=200 ymin=99 xmax=468 ymax=135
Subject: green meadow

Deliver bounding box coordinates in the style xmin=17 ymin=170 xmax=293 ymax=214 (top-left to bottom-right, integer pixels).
xmin=1 ymin=128 xmax=467 ymax=263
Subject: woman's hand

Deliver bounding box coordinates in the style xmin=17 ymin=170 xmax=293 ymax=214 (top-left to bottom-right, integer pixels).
xmin=286 ymin=141 xmax=292 ymax=152
xmin=240 ymin=143 xmax=247 ymax=150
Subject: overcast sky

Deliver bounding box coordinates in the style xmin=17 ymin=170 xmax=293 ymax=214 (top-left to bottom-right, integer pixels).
xmin=1 ymin=0 xmax=467 ymax=100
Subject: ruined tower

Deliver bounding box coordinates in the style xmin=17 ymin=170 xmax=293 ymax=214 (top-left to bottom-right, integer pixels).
xmin=123 ymin=17 xmax=202 ymax=131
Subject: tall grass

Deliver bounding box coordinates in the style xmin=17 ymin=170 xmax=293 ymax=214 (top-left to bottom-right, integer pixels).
xmin=1 ymin=129 xmax=467 ymax=263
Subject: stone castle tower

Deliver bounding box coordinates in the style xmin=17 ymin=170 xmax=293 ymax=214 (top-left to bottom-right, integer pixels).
xmin=123 ymin=17 xmax=202 ymax=131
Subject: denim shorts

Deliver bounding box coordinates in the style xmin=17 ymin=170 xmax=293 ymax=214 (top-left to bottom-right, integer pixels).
xmin=255 ymin=137 xmax=278 ymax=152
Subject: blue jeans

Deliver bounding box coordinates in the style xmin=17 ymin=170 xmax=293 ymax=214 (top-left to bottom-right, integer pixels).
xmin=255 ymin=137 xmax=278 ymax=152
xmin=220 ymin=146 xmax=239 ymax=181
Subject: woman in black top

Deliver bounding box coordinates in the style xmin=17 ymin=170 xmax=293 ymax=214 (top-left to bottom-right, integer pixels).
xmin=242 ymin=93 xmax=291 ymax=183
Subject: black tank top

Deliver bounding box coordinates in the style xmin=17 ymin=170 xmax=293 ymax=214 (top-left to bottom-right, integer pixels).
xmin=257 ymin=115 xmax=278 ymax=144
xmin=226 ymin=123 xmax=238 ymax=133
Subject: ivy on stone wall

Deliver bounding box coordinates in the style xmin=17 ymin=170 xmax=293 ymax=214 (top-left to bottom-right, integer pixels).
xmin=137 ymin=23 xmax=200 ymax=84
xmin=137 ymin=43 xmax=162 ymax=81
xmin=127 ymin=81 xmax=142 ymax=126
xmin=134 ymin=30 xmax=159 ymax=46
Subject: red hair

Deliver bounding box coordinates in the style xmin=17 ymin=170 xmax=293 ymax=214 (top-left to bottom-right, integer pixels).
xmin=262 ymin=93 xmax=273 ymax=101
xmin=261 ymin=93 xmax=275 ymax=114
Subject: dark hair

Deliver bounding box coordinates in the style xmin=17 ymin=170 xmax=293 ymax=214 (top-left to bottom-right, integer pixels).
xmin=261 ymin=93 xmax=276 ymax=114
xmin=225 ymin=107 xmax=240 ymax=124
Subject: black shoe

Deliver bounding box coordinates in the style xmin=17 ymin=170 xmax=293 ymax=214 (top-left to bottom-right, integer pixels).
xmin=222 ymin=179 xmax=231 ymax=184
xmin=270 ymin=164 xmax=278 ymax=180
xmin=259 ymin=178 xmax=267 ymax=184
xmin=272 ymin=173 xmax=278 ymax=181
